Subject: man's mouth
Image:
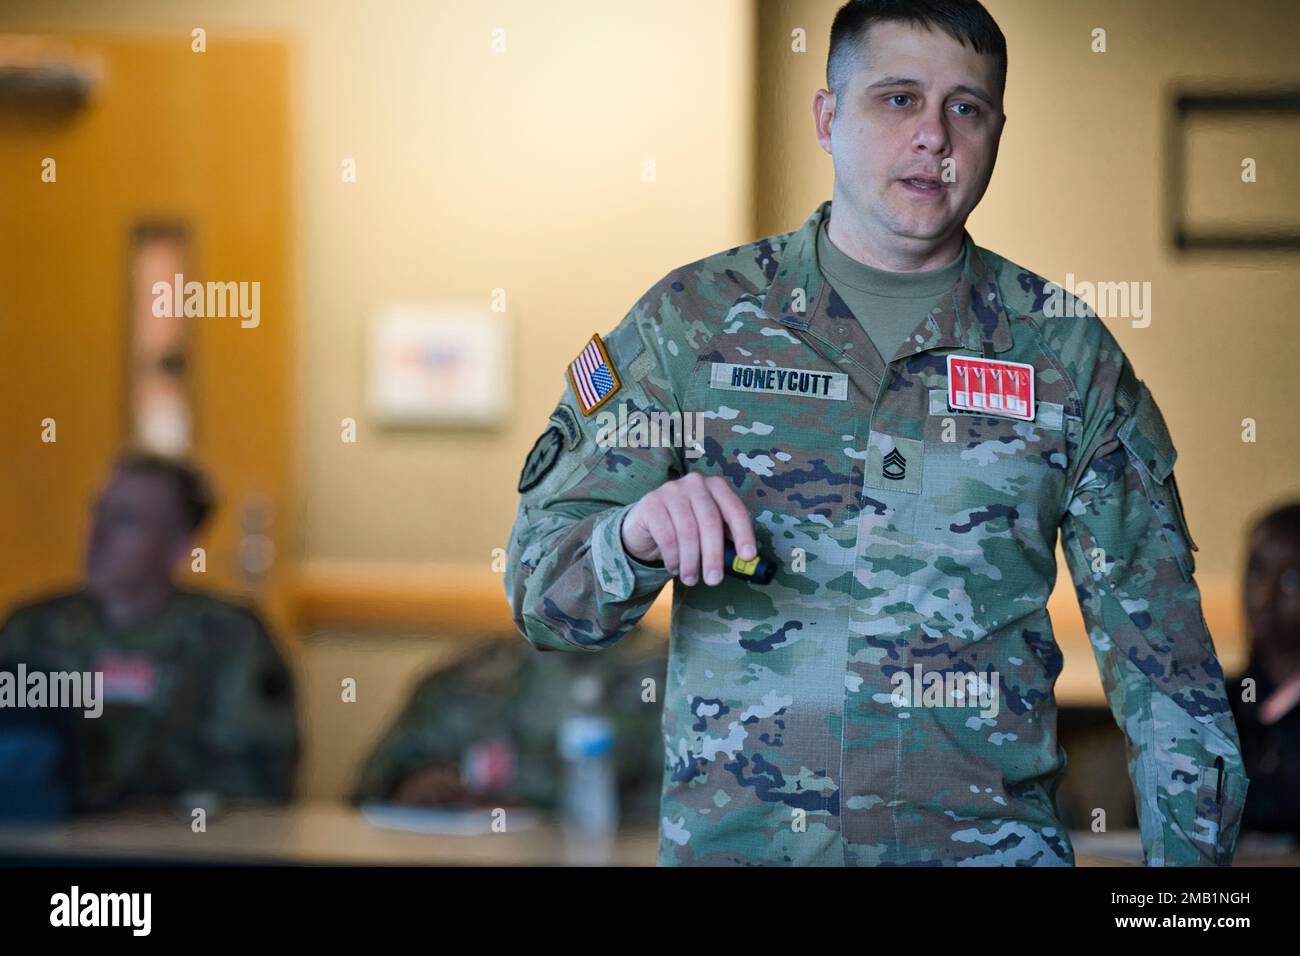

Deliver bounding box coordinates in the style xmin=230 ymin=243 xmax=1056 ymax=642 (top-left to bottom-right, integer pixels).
xmin=899 ymin=176 xmax=946 ymax=194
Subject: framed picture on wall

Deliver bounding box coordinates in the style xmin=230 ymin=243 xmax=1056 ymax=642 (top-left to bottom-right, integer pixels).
xmin=366 ymin=303 xmax=512 ymax=427
xmin=127 ymin=221 xmax=194 ymax=455
xmin=1167 ymin=87 xmax=1300 ymax=250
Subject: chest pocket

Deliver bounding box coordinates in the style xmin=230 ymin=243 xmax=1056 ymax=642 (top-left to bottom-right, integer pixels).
xmin=1116 ymin=377 xmax=1198 ymax=579
xmin=921 ymin=387 xmax=1069 ymax=524
xmin=685 ymin=360 xmax=861 ymax=571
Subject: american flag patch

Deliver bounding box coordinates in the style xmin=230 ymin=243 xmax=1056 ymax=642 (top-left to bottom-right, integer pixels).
xmin=567 ymin=333 xmax=622 ymax=415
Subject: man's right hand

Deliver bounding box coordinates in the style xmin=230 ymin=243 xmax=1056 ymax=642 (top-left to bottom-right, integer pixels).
xmin=620 ymin=472 xmax=757 ymax=587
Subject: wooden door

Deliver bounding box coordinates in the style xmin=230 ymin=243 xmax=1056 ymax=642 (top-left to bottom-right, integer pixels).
xmin=0 ymin=33 xmax=297 ymax=641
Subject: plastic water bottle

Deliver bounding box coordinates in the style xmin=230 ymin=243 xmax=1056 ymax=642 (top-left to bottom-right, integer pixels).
xmin=558 ymin=672 xmax=618 ymax=863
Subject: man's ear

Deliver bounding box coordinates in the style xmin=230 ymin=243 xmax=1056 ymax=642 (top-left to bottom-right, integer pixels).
xmin=988 ymin=110 xmax=1007 ymax=152
xmin=813 ymin=88 xmax=836 ymax=153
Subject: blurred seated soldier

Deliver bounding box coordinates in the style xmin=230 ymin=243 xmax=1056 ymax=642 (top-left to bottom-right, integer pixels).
xmin=1228 ymin=501 xmax=1300 ymax=839
xmin=351 ymin=631 xmax=666 ymax=826
xmin=0 ymin=450 xmax=299 ymax=818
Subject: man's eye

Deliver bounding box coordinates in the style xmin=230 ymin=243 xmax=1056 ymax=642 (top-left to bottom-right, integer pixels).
xmin=887 ymin=94 xmax=912 ymax=107
xmin=951 ymin=102 xmax=978 ymax=117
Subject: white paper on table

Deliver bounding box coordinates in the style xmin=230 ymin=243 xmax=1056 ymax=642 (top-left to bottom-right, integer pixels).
xmin=359 ymin=801 xmax=539 ymax=836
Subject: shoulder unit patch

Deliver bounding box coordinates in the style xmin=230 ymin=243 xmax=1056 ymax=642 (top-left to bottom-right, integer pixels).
xmin=518 ymin=425 xmax=564 ymax=493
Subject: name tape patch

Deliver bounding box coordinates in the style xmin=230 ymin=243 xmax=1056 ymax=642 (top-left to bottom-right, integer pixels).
xmin=96 ymin=653 xmax=159 ymax=704
xmin=947 ymin=354 xmax=1035 ymax=421
xmin=709 ymin=362 xmax=848 ymax=400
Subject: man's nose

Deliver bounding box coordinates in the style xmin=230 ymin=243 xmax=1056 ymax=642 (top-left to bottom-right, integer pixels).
xmin=1247 ymin=575 xmax=1280 ymax=607
xmin=911 ymin=104 xmax=951 ymax=154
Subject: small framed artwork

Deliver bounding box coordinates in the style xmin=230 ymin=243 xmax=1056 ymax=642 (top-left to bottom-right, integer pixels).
xmin=1167 ymin=87 xmax=1300 ymax=251
xmin=367 ymin=303 xmax=512 ymax=427
xmin=127 ymin=221 xmax=194 ymax=455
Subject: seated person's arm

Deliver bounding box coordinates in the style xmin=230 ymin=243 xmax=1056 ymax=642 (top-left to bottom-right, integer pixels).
xmin=197 ymin=608 xmax=300 ymax=803
xmin=352 ymin=659 xmax=518 ymax=808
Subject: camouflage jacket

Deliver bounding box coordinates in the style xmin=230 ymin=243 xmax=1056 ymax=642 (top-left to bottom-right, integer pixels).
xmin=0 ymin=587 xmax=299 ymax=811
xmin=504 ymin=199 xmax=1249 ymax=866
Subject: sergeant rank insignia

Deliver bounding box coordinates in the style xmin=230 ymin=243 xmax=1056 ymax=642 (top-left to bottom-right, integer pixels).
xmin=882 ymin=447 xmax=907 ymax=480
xmin=568 ymin=333 xmax=622 ymax=415
xmin=947 ymin=354 xmax=1036 ymax=422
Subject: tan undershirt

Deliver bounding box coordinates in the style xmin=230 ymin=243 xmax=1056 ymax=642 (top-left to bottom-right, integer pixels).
xmin=816 ymin=214 xmax=967 ymax=364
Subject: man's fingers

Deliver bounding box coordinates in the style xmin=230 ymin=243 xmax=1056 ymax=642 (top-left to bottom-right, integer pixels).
xmin=642 ymin=496 xmax=679 ymax=571
xmin=633 ymin=473 xmax=756 ymax=586
xmin=664 ymin=488 xmax=701 ymax=584
xmin=707 ymin=477 xmax=757 ymax=560
xmin=686 ymin=483 xmax=727 ymax=585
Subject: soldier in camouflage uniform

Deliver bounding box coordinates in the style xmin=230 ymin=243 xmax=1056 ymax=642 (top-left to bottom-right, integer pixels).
xmin=0 ymin=451 xmax=298 ymax=814
xmin=504 ymin=0 xmax=1247 ymax=865
xmin=351 ymin=633 xmax=667 ymax=826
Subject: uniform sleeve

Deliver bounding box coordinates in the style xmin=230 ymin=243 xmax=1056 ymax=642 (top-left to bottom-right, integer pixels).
xmin=1058 ymin=359 xmax=1249 ymax=865
xmin=0 ymin=608 xmax=33 ymax=662
xmin=350 ymin=670 xmax=465 ymax=804
xmin=504 ymin=275 xmax=689 ymax=653
xmin=199 ymin=610 xmax=301 ymax=802
xmin=0 ymin=604 xmax=63 ymax=669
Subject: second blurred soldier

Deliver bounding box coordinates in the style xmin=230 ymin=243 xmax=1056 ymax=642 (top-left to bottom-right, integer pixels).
xmin=0 ymin=451 xmax=300 ymax=817
xmin=352 ymin=634 xmax=666 ymax=826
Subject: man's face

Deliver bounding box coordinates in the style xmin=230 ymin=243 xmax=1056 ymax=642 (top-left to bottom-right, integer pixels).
xmin=85 ymin=470 xmax=189 ymax=598
xmin=1244 ymin=528 xmax=1300 ymax=655
xmin=817 ymin=21 xmax=1005 ymax=252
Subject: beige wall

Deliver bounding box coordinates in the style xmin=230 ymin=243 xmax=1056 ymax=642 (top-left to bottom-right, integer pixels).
xmin=758 ymin=0 xmax=1300 ymax=608
xmin=1 ymin=0 xmax=756 ymax=571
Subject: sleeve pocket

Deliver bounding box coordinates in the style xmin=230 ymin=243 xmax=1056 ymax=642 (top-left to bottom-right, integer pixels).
xmin=1116 ymin=379 xmax=1199 ymax=579
xmin=1194 ymin=759 xmax=1248 ymax=865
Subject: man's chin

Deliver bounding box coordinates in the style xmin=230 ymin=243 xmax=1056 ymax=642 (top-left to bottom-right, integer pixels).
xmin=891 ymin=220 xmax=959 ymax=245
xmin=881 ymin=207 xmax=953 ymax=238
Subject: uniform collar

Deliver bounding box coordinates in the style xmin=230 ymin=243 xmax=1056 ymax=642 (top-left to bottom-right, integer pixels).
xmin=78 ymin=585 xmax=182 ymax=636
xmin=763 ymin=199 xmax=1014 ymax=358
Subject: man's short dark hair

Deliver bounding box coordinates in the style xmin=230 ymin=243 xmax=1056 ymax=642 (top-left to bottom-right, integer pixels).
xmin=112 ymin=449 xmax=215 ymax=535
xmin=1250 ymin=501 xmax=1300 ymax=547
xmin=827 ymin=0 xmax=1008 ymax=105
